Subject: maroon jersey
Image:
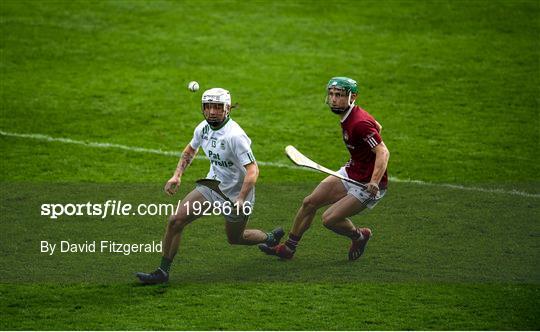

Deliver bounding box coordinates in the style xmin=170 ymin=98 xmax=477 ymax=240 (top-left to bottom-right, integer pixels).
xmin=341 ymin=105 xmax=388 ymax=189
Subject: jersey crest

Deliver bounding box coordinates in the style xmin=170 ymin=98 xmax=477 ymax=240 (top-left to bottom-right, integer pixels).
xmin=342 ymin=129 xmax=349 ymax=142
xmin=202 ymin=125 xmax=210 ymax=140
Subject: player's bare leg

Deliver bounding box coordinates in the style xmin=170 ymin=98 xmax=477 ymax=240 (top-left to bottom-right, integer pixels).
xmin=292 ymin=175 xmax=347 ymax=236
xmin=225 ymin=219 xmax=263 ymax=245
xmin=321 ymin=194 xmax=366 ymax=236
xmin=136 ymin=189 xmax=206 ymax=284
xmin=322 ymin=194 xmax=372 ymax=261
xmin=259 ymin=175 xmax=346 ymax=258
xmin=162 ymin=189 xmax=207 ymax=260
xmin=224 ymin=216 xmax=285 ymax=246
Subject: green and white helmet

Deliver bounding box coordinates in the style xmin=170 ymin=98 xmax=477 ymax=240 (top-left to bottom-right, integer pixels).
xmin=327 ymin=77 xmax=358 ymax=94
xmin=326 ymin=77 xmax=358 ymax=114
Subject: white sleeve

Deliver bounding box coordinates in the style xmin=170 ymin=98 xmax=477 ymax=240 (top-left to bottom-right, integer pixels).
xmin=189 ymin=124 xmax=203 ymax=150
xmin=231 ymin=133 xmax=256 ymax=166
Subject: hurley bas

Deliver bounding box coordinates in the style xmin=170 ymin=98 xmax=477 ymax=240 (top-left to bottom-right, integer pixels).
xmin=41 ymin=240 xmax=162 ymax=256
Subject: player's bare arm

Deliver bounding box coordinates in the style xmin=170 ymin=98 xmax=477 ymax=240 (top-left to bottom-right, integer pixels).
xmin=235 ymin=162 xmax=259 ymax=207
xmin=375 ymin=120 xmax=383 ymax=132
xmin=164 ymin=144 xmax=198 ymax=196
xmin=368 ymin=142 xmax=390 ymax=196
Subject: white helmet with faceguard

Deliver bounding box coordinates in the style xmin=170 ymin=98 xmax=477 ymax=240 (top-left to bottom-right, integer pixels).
xmin=201 ymin=88 xmax=231 ymax=128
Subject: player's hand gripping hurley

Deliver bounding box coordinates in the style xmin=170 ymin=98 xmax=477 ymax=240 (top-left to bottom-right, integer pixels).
xmin=285 ymin=145 xmax=367 ymax=189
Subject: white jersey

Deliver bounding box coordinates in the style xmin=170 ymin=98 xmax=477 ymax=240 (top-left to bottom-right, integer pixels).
xmin=189 ymin=118 xmax=256 ymax=200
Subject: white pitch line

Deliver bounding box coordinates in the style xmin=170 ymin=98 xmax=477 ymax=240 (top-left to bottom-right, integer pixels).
xmin=388 ymin=177 xmax=539 ymax=198
xmin=0 ymin=130 xmax=301 ymax=169
xmin=1 ymin=130 xmax=538 ymax=198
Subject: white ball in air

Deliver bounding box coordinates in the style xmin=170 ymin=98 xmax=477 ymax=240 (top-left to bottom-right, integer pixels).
xmin=187 ymin=81 xmax=199 ymax=92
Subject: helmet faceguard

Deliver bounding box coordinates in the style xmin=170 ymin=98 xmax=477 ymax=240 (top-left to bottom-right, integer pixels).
xmin=325 ymin=77 xmax=358 ymax=114
xmin=201 ymin=88 xmax=231 ymax=128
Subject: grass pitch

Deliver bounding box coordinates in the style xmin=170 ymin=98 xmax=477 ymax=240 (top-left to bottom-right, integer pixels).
xmin=1 ymin=0 xmax=539 ymax=330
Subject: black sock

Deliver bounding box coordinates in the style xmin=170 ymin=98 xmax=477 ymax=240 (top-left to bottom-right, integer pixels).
xmin=160 ymin=256 xmax=172 ymax=274
xmin=285 ymin=233 xmax=301 ymax=251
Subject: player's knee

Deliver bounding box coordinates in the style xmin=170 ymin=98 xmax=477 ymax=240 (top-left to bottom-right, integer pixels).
xmin=167 ymin=215 xmax=189 ymax=233
xmin=321 ymin=212 xmax=336 ymax=228
xmin=302 ymin=195 xmax=320 ymax=212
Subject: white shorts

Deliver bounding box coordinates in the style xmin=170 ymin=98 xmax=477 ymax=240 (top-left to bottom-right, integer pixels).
xmin=337 ymin=167 xmax=386 ymax=209
xmin=195 ymin=185 xmax=255 ymax=223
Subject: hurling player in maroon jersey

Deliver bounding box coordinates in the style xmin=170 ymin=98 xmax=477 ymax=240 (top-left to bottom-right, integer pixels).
xmin=260 ymin=77 xmax=390 ymax=261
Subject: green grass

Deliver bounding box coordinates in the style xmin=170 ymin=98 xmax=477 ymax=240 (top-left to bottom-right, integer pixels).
xmin=1 ymin=181 xmax=539 ymax=284
xmin=2 ymin=0 xmax=538 ymax=183
xmin=2 ymin=283 xmax=538 ymax=330
xmin=1 ymin=0 xmax=539 ymax=330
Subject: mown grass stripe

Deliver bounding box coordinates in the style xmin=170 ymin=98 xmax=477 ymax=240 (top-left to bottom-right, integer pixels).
xmin=2 ymin=130 xmax=538 ymax=198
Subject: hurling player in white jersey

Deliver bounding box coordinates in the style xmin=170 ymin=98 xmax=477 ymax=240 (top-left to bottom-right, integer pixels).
xmin=136 ymin=88 xmax=283 ymax=285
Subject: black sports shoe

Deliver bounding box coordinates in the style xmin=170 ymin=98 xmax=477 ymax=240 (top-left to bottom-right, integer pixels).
xmin=266 ymin=227 xmax=285 ymax=247
xmin=136 ymin=268 xmax=169 ymax=285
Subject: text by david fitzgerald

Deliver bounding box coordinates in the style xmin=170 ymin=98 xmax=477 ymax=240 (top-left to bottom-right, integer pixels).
xmin=41 ymin=240 xmax=162 ymax=256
